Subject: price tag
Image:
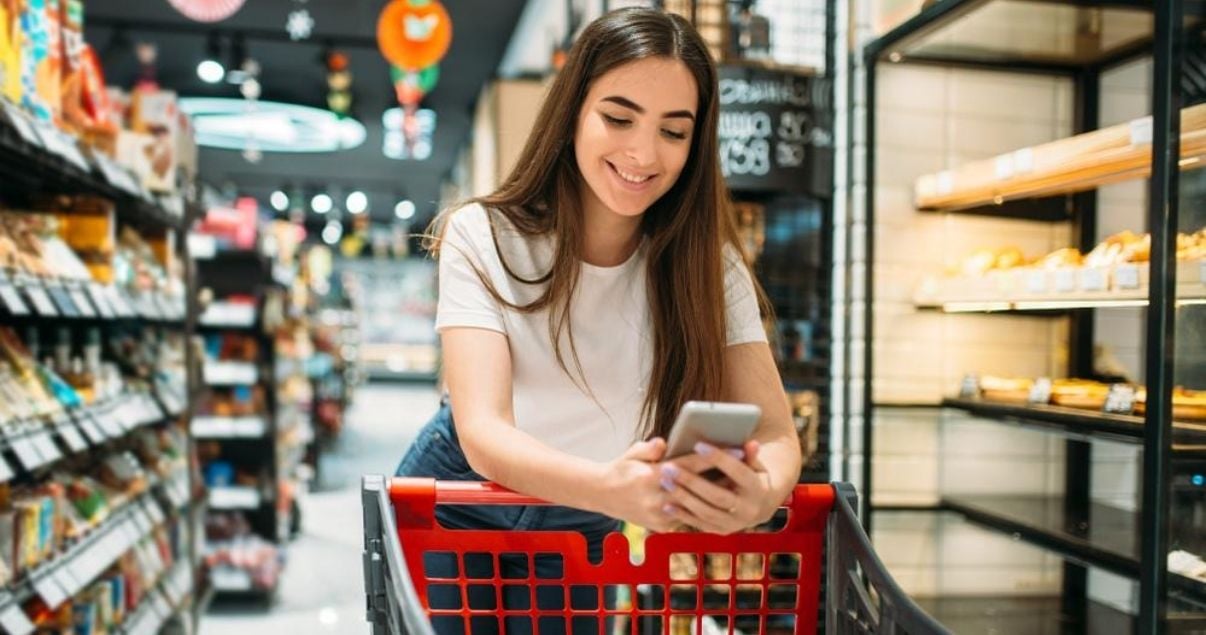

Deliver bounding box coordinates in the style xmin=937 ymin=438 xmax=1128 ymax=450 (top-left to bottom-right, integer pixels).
xmin=1024 ymin=270 xmax=1048 ymax=295
xmin=95 ymin=408 xmax=123 ymax=438
xmin=54 ymin=566 xmax=83 ymax=597
xmin=187 ymin=233 xmax=217 ymax=260
xmin=0 ymin=284 xmax=29 ymax=315
xmin=57 ymin=421 xmax=88 ymax=453
xmin=1114 ymin=264 xmax=1141 ymax=290
xmin=1029 ymin=377 xmax=1053 ymax=404
xmin=1053 ymin=269 xmax=1076 ymax=293
xmin=32 ymin=430 xmax=60 ymax=463
xmin=10 ymin=431 xmax=44 ymax=470
xmin=1079 ymin=268 xmax=1108 ymax=292
xmin=32 ymin=572 xmax=69 ymax=609
xmin=959 ymin=374 xmax=980 ymax=399
xmin=1104 ymin=384 xmax=1137 ymax=414
xmin=1129 ymin=117 xmax=1154 ymax=145
xmin=107 ymin=287 xmax=135 ymax=317
xmin=1 ymin=100 xmax=42 ymax=147
xmin=67 ymin=287 xmax=96 ymax=317
xmin=45 ymin=283 xmax=78 ymax=317
xmin=87 ymin=283 xmax=115 ymax=319
xmin=78 ymin=414 xmax=107 ymax=444
xmin=0 ymin=456 xmax=12 ymax=483
xmin=0 ymin=602 xmax=35 ymax=635
xmin=24 ymin=285 xmax=58 ymax=316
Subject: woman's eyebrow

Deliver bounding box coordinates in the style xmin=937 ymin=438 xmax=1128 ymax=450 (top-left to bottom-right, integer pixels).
xmin=601 ymin=95 xmax=695 ymax=121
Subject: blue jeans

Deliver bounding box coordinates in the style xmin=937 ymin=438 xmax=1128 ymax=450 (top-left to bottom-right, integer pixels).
xmin=395 ymin=401 xmax=619 ymax=635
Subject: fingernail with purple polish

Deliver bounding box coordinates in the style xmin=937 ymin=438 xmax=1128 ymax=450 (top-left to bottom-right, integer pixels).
xmin=725 ymin=448 xmax=746 ymax=460
xmin=694 ymin=441 xmax=715 ymax=456
xmin=663 ymin=504 xmax=677 ymax=515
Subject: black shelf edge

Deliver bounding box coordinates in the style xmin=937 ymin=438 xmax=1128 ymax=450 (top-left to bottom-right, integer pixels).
xmin=918 ymin=194 xmax=1073 ymax=222
xmin=942 ymin=397 xmax=1206 ymax=453
xmin=941 ymin=494 xmax=1206 ymax=605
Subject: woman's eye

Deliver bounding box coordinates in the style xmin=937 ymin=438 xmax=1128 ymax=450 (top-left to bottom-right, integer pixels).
xmin=602 ymin=114 xmax=632 ymax=127
xmin=661 ymin=129 xmax=688 ymax=141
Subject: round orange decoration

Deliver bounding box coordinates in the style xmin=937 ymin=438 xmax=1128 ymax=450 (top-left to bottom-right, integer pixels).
xmin=376 ymin=0 xmax=452 ymax=72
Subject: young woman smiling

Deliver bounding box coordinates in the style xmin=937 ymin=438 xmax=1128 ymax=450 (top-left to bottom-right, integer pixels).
xmin=395 ymin=8 xmax=802 ymax=632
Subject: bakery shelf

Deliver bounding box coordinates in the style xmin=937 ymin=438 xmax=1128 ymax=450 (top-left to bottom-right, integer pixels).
xmin=942 ymin=397 xmax=1206 ymax=453
xmin=191 ymin=416 xmax=269 ymax=440
xmin=0 ymin=97 xmax=187 ymax=233
xmin=942 ymin=495 xmax=1206 ymax=602
xmin=914 ymin=104 xmax=1206 ymax=214
xmin=916 ymin=260 xmax=1206 ymax=312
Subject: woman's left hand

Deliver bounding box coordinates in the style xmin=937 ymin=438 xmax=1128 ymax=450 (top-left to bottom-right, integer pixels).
xmin=657 ymin=440 xmax=775 ymax=534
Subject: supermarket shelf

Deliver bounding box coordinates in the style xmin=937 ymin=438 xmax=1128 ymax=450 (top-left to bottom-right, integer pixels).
xmin=942 ymin=495 xmax=1206 ymax=602
xmin=913 ymin=104 xmax=1206 ymax=213
xmin=0 ymin=272 xmax=185 ymax=325
xmin=0 ymin=391 xmax=170 ymax=476
xmin=914 ymin=595 xmax=1137 ymax=634
xmin=943 ymin=397 xmax=1206 ymax=453
xmin=0 ymin=484 xmax=172 ymax=634
xmin=208 ymin=486 xmax=262 ymax=510
xmin=118 ymin=560 xmax=194 ymax=635
xmin=0 ymin=97 xmax=187 ymax=232
xmin=916 ymin=261 xmax=1206 ymax=313
xmin=191 ymin=416 xmax=269 ymax=440
xmin=202 ymin=361 xmax=259 ymax=386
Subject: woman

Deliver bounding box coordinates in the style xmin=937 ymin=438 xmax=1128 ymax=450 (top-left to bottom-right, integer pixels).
xmin=396 ymin=6 xmax=802 ymax=632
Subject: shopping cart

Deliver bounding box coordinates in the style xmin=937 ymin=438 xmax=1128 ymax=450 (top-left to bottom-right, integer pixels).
xmin=362 ymin=476 xmax=949 ymax=635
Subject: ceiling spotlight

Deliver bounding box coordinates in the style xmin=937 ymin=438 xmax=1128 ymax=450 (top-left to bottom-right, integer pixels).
xmin=270 ymin=190 xmax=289 ymax=212
xmin=197 ymin=32 xmax=224 ymax=83
xmin=311 ymin=193 xmax=333 ymax=214
xmin=322 ymin=220 xmax=343 ymax=245
xmin=346 ymin=191 xmax=368 ymax=215
xmin=395 ymin=200 xmax=415 ymax=220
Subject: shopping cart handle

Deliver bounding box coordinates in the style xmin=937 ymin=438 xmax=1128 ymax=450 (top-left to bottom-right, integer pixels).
xmin=393 ymin=478 xmax=798 ymax=507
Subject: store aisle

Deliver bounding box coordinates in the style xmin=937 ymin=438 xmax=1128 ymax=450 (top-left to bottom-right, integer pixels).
xmin=201 ymin=384 xmax=440 ymax=635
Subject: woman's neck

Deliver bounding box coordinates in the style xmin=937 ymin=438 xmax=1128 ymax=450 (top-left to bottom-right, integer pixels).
xmin=580 ymin=191 xmax=643 ymax=267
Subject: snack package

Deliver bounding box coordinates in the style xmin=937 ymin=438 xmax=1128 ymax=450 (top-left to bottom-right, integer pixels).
xmin=0 ymin=0 xmax=21 ymax=103
xmin=0 ymin=510 xmax=15 ymax=585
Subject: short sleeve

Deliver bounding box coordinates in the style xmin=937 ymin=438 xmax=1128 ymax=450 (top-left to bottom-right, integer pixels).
xmin=434 ymin=208 xmax=508 ymax=335
xmin=723 ymin=245 xmax=768 ymax=346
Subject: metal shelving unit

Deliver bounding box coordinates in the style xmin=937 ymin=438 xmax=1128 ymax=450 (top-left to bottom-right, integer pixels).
xmin=860 ymin=0 xmax=1206 ymax=631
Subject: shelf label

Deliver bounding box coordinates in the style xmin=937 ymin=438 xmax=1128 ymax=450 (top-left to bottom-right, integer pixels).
xmin=1 ymin=100 xmax=42 ymax=148
xmin=1053 ymin=269 xmax=1076 ymax=293
xmin=1028 ymin=377 xmax=1053 ymax=404
xmin=88 ymin=283 xmax=115 ymax=319
xmin=994 ymin=154 xmax=1015 ymax=180
xmin=1129 ymin=117 xmax=1153 ymax=146
xmin=24 ymin=285 xmax=58 ymax=316
xmin=0 ymin=457 xmax=12 ymax=483
xmin=0 ymin=284 xmax=29 ymax=315
xmin=1012 ymin=148 xmax=1035 ymax=174
xmin=10 ymin=431 xmax=44 ymax=470
xmin=959 ymin=374 xmax=980 ymax=399
xmin=1079 ymin=268 xmax=1108 ymax=292
xmin=187 ymin=234 xmax=217 ymax=260
xmin=33 ymin=572 xmax=69 ymax=609
xmin=211 ymin=567 xmax=253 ymax=591
xmin=57 ymin=421 xmax=88 ymax=453
xmin=1104 ymin=384 xmax=1137 ymax=415
xmin=0 ymin=602 xmax=35 ymax=635
xmin=45 ymin=284 xmax=78 ymax=317
xmin=1024 ymin=270 xmax=1048 ymax=295
xmin=67 ymin=287 xmax=96 ymax=317
xmin=31 ymin=430 xmax=60 ymax=463
xmin=1114 ymin=264 xmax=1141 ymax=290
xmin=78 ymin=414 xmax=107 ymax=444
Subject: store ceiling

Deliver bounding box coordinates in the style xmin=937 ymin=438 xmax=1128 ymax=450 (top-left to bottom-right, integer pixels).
xmin=84 ymin=0 xmax=530 ymax=225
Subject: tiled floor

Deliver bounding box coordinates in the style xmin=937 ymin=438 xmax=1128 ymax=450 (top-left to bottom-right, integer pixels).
xmin=201 ymin=383 xmax=439 ymax=635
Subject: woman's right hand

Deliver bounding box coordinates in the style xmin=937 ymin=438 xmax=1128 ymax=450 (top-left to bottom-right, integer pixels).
xmin=598 ymin=438 xmax=679 ymax=532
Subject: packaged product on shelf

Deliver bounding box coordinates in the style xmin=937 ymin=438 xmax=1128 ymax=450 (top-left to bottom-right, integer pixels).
xmin=57 ymin=0 xmax=84 ymax=133
xmin=1135 ymin=387 xmax=1206 ymax=421
xmin=17 ymin=0 xmax=57 ymax=123
xmin=1050 ymin=379 xmax=1109 ymax=409
xmin=977 ymin=376 xmax=1033 ymax=404
xmin=0 ymin=506 xmax=13 ymax=585
xmin=128 ymin=89 xmax=179 ymax=193
xmin=0 ymin=0 xmax=19 ymax=103
xmin=99 ymin=451 xmax=147 ymax=496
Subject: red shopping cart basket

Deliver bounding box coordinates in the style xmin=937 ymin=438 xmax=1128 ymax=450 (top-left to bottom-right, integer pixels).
xmin=362 ymin=476 xmax=948 ymax=635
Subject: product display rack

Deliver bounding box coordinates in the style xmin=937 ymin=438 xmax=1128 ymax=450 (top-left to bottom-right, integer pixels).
xmin=193 ymin=245 xmax=295 ymax=603
xmin=861 ymin=0 xmax=1205 ymax=632
xmin=0 ymin=98 xmax=201 ymax=632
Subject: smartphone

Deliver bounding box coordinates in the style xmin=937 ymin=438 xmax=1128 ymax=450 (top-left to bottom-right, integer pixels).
xmin=664 ymin=401 xmax=762 ymax=459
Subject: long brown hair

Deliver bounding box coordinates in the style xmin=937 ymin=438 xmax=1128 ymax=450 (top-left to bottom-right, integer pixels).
xmin=429 ymin=7 xmax=766 ymax=440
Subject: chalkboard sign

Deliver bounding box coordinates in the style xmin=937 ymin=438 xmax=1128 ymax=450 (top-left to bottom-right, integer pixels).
xmin=717 ymin=66 xmax=834 ymax=198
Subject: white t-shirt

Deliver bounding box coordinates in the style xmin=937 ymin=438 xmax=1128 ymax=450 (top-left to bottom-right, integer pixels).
xmin=435 ymin=203 xmax=767 ymax=463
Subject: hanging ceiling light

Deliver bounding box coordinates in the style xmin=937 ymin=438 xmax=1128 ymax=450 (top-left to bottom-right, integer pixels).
xmin=346 ymin=191 xmax=368 ymax=215
xmin=322 ymin=220 xmax=343 ymax=245
xmin=270 ymin=190 xmax=289 ymax=212
xmin=311 ymin=193 xmax=333 ymax=214
xmin=196 ymin=32 xmax=224 ymax=83
xmin=394 ymin=200 xmax=415 ymax=220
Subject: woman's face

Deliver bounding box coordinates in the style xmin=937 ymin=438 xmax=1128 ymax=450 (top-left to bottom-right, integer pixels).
xmin=574 ymin=56 xmax=699 ymax=219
